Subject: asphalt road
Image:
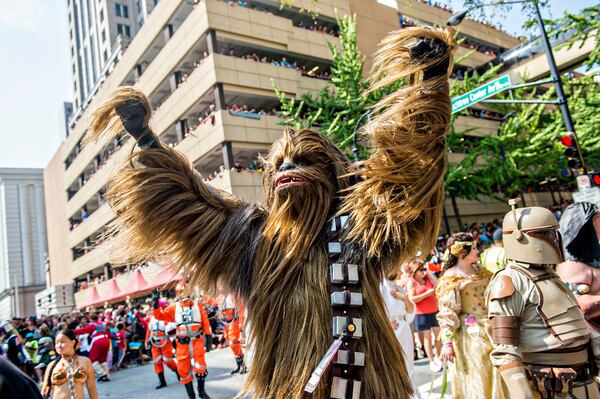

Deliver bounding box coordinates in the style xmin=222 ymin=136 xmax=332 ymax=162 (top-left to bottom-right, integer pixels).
xmin=96 ymin=348 xmax=451 ymax=398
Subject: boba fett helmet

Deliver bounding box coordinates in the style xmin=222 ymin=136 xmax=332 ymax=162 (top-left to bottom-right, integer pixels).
xmin=502 ymin=198 xmax=564 ymax=265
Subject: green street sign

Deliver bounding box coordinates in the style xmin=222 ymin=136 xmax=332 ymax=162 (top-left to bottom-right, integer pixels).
xmin=451 ymin=75 xmax=512 ymax=114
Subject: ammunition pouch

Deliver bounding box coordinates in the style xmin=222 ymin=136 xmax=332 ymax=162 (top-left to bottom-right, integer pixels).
xmin=528 ymin=365 xmax=590 ymax=399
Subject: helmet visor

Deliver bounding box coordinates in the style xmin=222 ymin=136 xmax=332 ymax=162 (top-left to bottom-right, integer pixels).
xmin=526 ymin=228 xmax=564 ymax=264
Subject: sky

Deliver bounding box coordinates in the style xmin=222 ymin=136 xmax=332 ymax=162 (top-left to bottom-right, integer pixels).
xmin=0 ymin=0 xmax=597 ymax=169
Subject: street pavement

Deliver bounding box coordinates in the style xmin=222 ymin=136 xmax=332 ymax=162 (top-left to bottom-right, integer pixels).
xmin=96 ymin=348 xmax=451 ymax=398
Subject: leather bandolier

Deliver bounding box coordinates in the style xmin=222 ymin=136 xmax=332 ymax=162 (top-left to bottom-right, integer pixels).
xmin=492 ymin=262 xmax=595 ymax=399
xmin=305 ymin=214 xmax=364 ymax=399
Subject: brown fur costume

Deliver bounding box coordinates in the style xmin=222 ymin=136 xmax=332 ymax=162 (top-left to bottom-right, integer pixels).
xmin=86 ymin=27 xmax=456 ymax=398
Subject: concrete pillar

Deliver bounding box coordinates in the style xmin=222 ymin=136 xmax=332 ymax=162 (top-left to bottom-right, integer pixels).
xmin=222 ymin=142 xmax=234 ymax=170
xmin=134 ymin=63 xmax=143 ymax=80
xmin=213 ymin=84 xmax=225 ymax=111
xmin=17 ymin=185 xmax=33 ymax=286
xmin=163 ymin=24 xmax=174 ymax=42
xmin=175 ymin=119 xmax=187 ymax=142
xmin=206 ymin=29 xmax=218 ymax=55
xmin=169 ymin=71 xmax=181 ymax=93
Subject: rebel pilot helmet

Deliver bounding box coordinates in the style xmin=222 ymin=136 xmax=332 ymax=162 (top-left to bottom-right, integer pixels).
xmin=502 ymin=198 xmax=565 ymax=265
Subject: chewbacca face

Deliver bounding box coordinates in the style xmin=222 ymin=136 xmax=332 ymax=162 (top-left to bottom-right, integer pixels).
xmin=260 ymin=130 xmax=351 ymax=255
xmin=263 ymin=130 xmax=350 ymax=210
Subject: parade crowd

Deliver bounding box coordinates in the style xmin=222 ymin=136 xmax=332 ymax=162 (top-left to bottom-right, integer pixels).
xmin=1 ymin=292 xmax=247 ymax=399
xmin=3 ymin=199 xmax=600 ymax=399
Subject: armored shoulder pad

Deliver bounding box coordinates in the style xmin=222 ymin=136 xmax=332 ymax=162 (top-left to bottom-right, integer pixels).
xmin=488 ymin=275 xmax=516 ymax=300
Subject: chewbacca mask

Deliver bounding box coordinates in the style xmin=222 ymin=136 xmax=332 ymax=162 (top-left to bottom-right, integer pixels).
xmin=86 ymin=27 xmax=456 ymax=399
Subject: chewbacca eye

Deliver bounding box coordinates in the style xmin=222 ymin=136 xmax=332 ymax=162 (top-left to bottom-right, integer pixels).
xmin=293 ymin=156 xmax=311 ymax=166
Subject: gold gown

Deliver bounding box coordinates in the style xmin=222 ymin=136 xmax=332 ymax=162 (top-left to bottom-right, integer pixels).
xmin=435 ymin=269 xmax=506 ymax=399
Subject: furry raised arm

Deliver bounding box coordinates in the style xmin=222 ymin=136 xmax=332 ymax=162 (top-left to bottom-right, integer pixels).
xmin=341 ymin=27 xmax=457 ymax=263
xmin=86 ymin=87 xmax=265 ymax=296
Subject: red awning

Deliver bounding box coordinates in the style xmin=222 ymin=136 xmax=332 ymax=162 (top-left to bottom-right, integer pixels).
xmin=80 ymin=286 xmax=101 ymax=308
xmin=120 ymin=269 xmax=148 ymax=298
xmin=148 ymin=268 xmax=181 ymax=291
xmin=101 ymin=279 xmax=122 ymax=303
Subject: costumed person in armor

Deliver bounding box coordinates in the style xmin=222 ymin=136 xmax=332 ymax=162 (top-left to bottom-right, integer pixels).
xmin=556 ymin=202 xmax=600 ymax=332
xmin=145 ymin=299 xmax=179 ymax=389
xmin=487 ymin=199 xmax=600 ymax=399
xmin=151 ymin=287 xmax=212 ymax=399
xmin=436 ymin=232 xmax=506 ymax=399
xmin=218 ymin=294 xmax=248 ymax=374
xmin=85 ymin=26 xmax=456 ymax=398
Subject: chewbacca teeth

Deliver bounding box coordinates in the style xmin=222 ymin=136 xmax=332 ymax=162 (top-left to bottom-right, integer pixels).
xmin=276 ymin=174 xmax=305 ymax=187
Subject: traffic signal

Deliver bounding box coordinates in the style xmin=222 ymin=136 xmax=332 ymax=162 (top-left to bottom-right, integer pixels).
xmin=560 ymin=133 xmax=582 ymax=169
xmin=591 ymin=170 xmax=600 ymax=186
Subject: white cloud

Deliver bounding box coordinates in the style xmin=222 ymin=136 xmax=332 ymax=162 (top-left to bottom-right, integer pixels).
xmin=0 ymin=0 xmax=45 ymax=31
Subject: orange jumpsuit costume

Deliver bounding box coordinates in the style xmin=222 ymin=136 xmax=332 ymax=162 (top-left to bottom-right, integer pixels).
xmin=219 ymin=295 xmax=247 ymax=374
xmin=153 ymin=297 xmax=212 ymax=399
xmin=145 ymin=316 xmax=178 ymax=388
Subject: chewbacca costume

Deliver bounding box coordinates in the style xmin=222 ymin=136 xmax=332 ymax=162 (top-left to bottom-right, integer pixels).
xmin=86 ymin=27 xmax=456 ymax=398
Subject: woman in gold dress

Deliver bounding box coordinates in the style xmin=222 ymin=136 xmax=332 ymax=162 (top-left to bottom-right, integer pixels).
xmin=41 ymin=329 xmax=98 ymax=399
xmin=435 ymin=232 xmax=506 ymax=399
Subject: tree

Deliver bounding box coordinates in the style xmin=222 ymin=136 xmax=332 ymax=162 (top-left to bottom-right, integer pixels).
xmin=273 ymin=14 xmax=398 ymax=159
xmin=445 ymin=2 xmax=600 ymax=200
xmin=273 ymin=7 xmax=600 ymax=205
xmin=536 ymin=6 xmax=600 ymax=71
xmin=449 ymin=68 xmax=600 ymax=201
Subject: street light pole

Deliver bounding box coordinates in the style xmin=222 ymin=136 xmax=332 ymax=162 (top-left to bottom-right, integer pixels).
xmin=532 ymin=1 xmax=586 ymax=172
xmin=447 ymin=0 xmax=587 ymax=172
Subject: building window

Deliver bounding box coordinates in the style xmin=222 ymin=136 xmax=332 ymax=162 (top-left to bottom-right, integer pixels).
xmin=71 ymin=46 xmax=74 ymax=56
xmin=117 ymin=24 xmax=131 ymax=38
xmin=115 ymin=3 xmax=128 ymax=18
xmin=100 ymin=8 xmax=104 ymax=22
xmin=103 ymin=49 xmax=108 ymax=62
xmin=72 ymin=63 xmax=76 ymax=73
xmin=101 ymin=29 xmax=106 ymax=42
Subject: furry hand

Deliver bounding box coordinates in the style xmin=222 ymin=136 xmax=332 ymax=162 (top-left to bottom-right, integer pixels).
xmin=115 ymin=100 xmax=159 ymax=148
xmin=116 ymin=100 xmax=147 ymax=138
xmin=410 ymin=36 xmax=450 ymax=80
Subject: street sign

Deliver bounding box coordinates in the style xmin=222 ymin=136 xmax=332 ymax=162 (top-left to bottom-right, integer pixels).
xmin=576 ymin=174 xmax=592 ymax=191
xmin=572 ymin=187 xmax=600 ymax=207
xmin=451 ymin=75 xmax=512 ymax=114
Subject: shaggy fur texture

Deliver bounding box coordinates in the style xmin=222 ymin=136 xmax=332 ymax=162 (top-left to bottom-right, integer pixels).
xmin=87 ymin=27 xmax=455 ymax=399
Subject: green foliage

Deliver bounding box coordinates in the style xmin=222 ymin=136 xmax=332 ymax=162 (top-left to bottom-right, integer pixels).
xmin=444 ymin=2 xmax=600 ymax=201
xmin=448 ymin=69 xmax=600 ymax=201
xmin=545 ymin=6 xmax=600 ymax=71
xmin=274 ymin=4 xmax=600 ymax=203
xmin=273 ymin=13 xmax=398 ymax=159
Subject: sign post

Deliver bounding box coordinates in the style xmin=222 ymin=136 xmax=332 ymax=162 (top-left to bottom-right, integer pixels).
xmin=572 ymin=187 xmax=600 ymax=207
xmin=451 ymin=75 xmax=512 ymax=114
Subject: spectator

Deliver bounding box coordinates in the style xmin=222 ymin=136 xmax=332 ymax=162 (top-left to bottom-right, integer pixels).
xmin=480 ymin=228 xmax=505 ymax=273
xmin=406 ymin=259 xmax=442 ymax=372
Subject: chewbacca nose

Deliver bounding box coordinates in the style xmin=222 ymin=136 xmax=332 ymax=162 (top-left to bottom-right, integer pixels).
xmin=278 ymin=162 xmax=296 ymax=172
